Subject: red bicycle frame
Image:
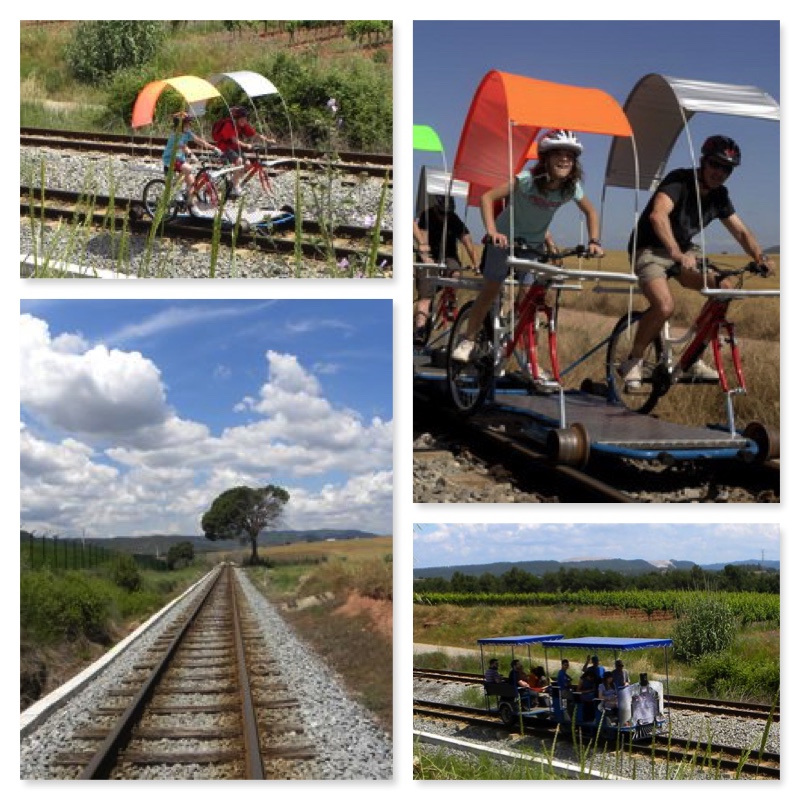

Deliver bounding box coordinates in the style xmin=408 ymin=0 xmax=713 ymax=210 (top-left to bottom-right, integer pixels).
xmin=240 ymin=156 xmax=271 ymax=193
xmin=502 ymin=283 xmax=559 ymax=382
xmin=677 ymin=297 xmax=745 ymax=393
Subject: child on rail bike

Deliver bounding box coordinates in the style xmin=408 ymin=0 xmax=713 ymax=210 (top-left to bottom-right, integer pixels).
xmin=451 ymin=129 xmax=604 ymax=363
xmin=161 ymin=112 xmax=220 ymax=215
xmin=211 ymin=106 xmax=276 ymax=198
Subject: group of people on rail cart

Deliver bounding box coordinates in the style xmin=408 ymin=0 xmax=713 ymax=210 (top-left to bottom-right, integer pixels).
xmin=414 ymin=126 xmax=775 ymax=389
xmin=161 ymin=106 xmax=275 ymax=214
xmin=485 ymin=652 xmax=647 ymax=722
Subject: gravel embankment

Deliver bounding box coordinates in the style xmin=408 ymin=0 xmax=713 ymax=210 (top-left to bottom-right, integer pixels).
xmin=413 ymin=679 xmax=778 ymax=780
xmin=20 ymin=569 xmax=392 ymax=780
xmin=20 ymin=146 xmax=393 ymax=278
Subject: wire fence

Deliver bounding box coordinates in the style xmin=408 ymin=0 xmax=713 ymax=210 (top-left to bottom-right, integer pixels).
xmin=21 ymin=533 xmax=168 ymax=572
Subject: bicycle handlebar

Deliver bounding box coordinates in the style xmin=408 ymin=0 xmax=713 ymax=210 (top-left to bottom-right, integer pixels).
xmin=512 ymin=241 xmax=593 ymax=262
xmin=674 ymin=257 xmax=770 ymax=281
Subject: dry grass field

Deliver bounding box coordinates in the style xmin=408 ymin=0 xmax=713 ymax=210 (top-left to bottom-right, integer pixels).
xmin=424 ymin=247 xmax=779 ymax=429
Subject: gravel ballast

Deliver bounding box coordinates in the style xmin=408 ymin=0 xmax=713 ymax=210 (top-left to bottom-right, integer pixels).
xmin=20 ymin=569 xmax=392 ymax=780
xmin=20 ymin=146 xmax=393 ymax=279
xmin=413 ymin=678 xmax=778 ymax=780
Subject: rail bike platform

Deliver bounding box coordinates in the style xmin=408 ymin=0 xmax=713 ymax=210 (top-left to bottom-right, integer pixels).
xmin=496 ymin=390 xmax=764 ymax=466
xmin=413 ymin=355 xmax=773 ymax=468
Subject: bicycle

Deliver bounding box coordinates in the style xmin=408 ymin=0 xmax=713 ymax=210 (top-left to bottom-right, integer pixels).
xmin=413 ymin=262 xmax=461 ymax=352
xmin=445 ymin=243 xmax=589 ymax=414
xmin=605 ymin=259 xmax=773 ymax=418
xmin=142 ymin=157 xmax=224 ymax=223
xmin=214 ymin=146 xmax=273 ymax=204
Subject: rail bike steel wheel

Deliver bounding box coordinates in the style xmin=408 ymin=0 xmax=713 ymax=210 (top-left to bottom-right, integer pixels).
xmin=499 ymin=702 xmax=517 ymax=727
xmin=606 ymin=311 xmax=666 ymax=414
xmin=445 ymin=301 xmax=494 ymax=414
xmin=142 ymin=178 xmax=179 ymax=223
xmin=743 ymin=421 xmax=780 ymax=463
xmin=546 ymin=422 xmax=591 ymax=468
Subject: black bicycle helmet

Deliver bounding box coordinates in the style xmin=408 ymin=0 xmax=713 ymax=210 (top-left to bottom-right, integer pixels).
xmin=701 ymin=135 xmax=741 ymax=167
xmin=230 ymin=105 xmax=249 ymax=119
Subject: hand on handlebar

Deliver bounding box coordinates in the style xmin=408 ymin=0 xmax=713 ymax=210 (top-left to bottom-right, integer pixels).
xmin=755 ymin=255 xmax=775 ymax=277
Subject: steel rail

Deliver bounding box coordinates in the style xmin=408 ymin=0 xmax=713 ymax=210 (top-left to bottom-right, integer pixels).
xmin=20 ymin=185 xmax=393 ymax=266
xmin=230 ymin=575 xmax=265 ymax=779
xmin=78 ymin=568 xmax=223 ymax=779
xmin=414 ymin=669 xmax=779 ymax=721
xmin=413 ymin=698 xmax=779 ymax=778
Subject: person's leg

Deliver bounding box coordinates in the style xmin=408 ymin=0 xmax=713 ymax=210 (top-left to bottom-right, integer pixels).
xmin=630 ymin=277 xmax=674 ymax=359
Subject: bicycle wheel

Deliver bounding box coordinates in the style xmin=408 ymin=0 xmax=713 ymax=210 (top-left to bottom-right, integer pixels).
xmin=142 ymin=179 xmax=178 ymax=223
xmin=606 ymin=311 xmax=666 ymax=414
xmin=445 ymin=301 xmax=494 ymax=414
xmin=194 ymin=169 xmax=222 ymax=212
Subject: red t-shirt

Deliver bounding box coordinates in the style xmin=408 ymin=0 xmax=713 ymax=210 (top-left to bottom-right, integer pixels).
xmin=213 ymin=118 xmax=257 ymax=152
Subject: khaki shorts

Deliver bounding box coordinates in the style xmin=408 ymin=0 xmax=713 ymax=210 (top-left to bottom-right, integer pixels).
xmin=634 ymin=247 xmax=676 ymax=285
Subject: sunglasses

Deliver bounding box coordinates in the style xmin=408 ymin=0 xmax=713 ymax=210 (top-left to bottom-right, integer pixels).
xmin=706 ymin=159 xmax=734 ymax=175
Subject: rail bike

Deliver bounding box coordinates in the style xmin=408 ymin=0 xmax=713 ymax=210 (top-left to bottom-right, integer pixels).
xmin=414 ymin=70 xmax=779 ymax=469
xmin=478 ymin=634 xmax=673 ymax=740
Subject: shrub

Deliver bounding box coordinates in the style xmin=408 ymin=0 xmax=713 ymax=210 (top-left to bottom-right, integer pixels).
xmin=110 ymin=555 xmax=142 ymax=593
xmin=693 ymin=651 xmax=780 ymax=700
xmin=20 ymin=570 xmax=112 ymax=643
xmin=66 ymin=21 xmax=166 ymax=83
xmin=673 ymin=597 xmax=737 ymax=662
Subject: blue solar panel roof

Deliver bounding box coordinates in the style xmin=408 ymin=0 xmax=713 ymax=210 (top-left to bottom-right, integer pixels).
xmin=542 ymin=637 xmax=673 ymax=650
xmin=477 ymin=634 xmax=564 ymax=646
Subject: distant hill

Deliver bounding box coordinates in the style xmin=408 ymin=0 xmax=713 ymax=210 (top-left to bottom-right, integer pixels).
xmin=413 ymin=556 xmax=775 ymax=580
xmin=20 ymin=528 xmax=381 ymax=555
xmin=764 ymin=245 xmax=780 ymax=255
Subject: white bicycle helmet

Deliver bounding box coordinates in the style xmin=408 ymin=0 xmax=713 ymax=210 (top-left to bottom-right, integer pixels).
xmin=538 ymin=129 xmax=583 ymax=156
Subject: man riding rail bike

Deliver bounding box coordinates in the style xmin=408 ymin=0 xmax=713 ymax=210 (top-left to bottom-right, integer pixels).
xmin=619 ymin=134 xmax=775 ymax=391
xmin=211 ymin=105 xmax=276 ymax=199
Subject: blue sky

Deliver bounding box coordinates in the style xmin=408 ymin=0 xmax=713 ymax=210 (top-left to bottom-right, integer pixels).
xmin=20 ymin=299 xmax=393 ymax=538
xmin=413 ymin=20 xmax=780 ymax=251
xmin=413 ymin=523 xmax=780 ymax=569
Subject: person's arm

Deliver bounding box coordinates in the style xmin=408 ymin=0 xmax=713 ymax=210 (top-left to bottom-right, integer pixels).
xmin=193 ymin=135 xmax=222 ymax=154
xmin=413 ymin=220 xmax=434 ymax=263
xmin=721 ymin=213 xmax=775 ymax=275
xmin=575 ymin=196 xmax=604 ymax=257
xmin=460 ymin=232 xmax=478 ymax=269
xmin=648 ymin=191 xmax=695 ymax=269
xmin=480 ymin=180 xmax=514 ymax=247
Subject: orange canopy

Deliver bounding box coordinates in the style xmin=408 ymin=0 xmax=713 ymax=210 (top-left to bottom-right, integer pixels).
xmin=131 ymin=75 xmax=222 ymax=128
xmin=453 ymin=70 xmax=633 ymax=205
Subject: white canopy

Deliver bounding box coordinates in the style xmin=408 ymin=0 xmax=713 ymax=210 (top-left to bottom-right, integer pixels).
xmin=605 ymin=74 xmax=780 ymax=191
xmin=415 ymin=167 xmax=470 ymax=215
xmin=189 ymin=71 xmax=281 ymax=116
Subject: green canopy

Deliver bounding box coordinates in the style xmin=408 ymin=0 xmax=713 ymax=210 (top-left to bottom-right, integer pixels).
xmin=413 ymin=124 xmax=444 ymax=153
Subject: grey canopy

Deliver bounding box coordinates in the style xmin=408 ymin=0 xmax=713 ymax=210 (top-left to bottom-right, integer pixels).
xmin=605 ymin=74 xmax=780 ymax=192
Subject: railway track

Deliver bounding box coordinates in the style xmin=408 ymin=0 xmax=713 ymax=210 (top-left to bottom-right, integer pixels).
xmin=21 ymin=127 xmax=392 ymax=179
xmin=413 ymin=385 xmax=779 ymax=502
xmin=413 ymin=698 xmax=779 ymax=778
xmin=413 ymin=668 xmax=779 ymax=722
xmin=20 ymin=185 xmax=393 ymax=267
xmin=51 ymin=564 xmax=314 ymax=779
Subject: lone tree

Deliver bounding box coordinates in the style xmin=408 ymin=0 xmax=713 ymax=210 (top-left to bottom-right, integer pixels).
xmin=201 ymin=485 xmax=290 ymax=564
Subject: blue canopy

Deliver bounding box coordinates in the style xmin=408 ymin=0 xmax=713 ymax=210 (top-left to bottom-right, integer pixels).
xmin=543 ymin=637 xmax=672 ymax=651
xmin=478 ymin=634 xmax=564 ymax=646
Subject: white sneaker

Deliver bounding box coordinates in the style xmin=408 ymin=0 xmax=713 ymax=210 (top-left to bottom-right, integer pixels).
xmin=686 ymin=359 xmax=719 ymax=381
xmin=618 ymin=357 xmax=643 ymax=390
xmin=228 ymin=187 xmax=242 ymax=199
xmin=452 ymin=338 xmax=476 ymax=363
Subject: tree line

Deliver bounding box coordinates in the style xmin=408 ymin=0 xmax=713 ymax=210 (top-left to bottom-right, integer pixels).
xmin=414 ymin=563 xmax=779 ymax=596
